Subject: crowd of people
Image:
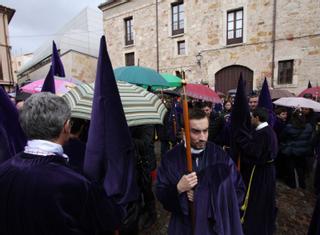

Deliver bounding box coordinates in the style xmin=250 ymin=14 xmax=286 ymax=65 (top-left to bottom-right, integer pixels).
xmin=0 ymin=83 xmax=320 ymax=235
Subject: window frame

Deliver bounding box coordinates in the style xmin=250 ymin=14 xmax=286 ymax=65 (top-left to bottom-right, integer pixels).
xmin=171 ymin=1 xmax=184 ymax=36
xmin=124 ymin=16 xmax=134 ymax=46
xmin=278 ymin=60 xmax=294 ymax=84
xmin=226 ymin=8 xmax=243 ymax=45
xmin=177 ymin=40 xmax=186 ymax=55
xmin=125 ymin=52 xmax=135 ymax=66
xmin=0 ymin=58 xmax=3 ymax=80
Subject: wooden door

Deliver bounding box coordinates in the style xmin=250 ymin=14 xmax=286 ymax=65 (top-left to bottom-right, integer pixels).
xmin=214 ymin=65 xmax=253 ymax=95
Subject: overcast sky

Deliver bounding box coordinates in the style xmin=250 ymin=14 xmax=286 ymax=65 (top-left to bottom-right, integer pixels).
xmin=1 ymin=0 xmax=103 ymax=55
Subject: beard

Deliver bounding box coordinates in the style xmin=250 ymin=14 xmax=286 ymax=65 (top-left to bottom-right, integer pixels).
xmin=192 ymin=140 xmax=207 ymax=150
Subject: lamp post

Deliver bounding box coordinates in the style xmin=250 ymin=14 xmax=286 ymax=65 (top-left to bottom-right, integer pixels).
xmin=196 ymin=52 xmax=203 ymax=67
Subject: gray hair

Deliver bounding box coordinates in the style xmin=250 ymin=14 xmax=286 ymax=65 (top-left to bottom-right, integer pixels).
xmin=19 ymin=92 xmax=71 ymax=141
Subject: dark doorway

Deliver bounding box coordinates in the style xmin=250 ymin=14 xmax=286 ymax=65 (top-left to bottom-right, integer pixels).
xmin=214 ymin=65 xmax=253 ymax=94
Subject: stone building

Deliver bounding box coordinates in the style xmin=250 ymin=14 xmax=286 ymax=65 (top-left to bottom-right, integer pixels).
xmin=99 ymin=0 xmax=320 ymax=94
xmin=11 ymin=53 xmax=33 ymax=81
xmin=17 ymin=7 xmax=103 ymax=86
xmin=0 ymin=5 xmax=15 ymax=91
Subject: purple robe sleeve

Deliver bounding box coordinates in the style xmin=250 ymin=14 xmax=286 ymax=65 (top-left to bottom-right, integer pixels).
xmin=236 ymin=126 xmax=278 ymax=164
xmin=156 ymin=156 xmax=188 ymax=215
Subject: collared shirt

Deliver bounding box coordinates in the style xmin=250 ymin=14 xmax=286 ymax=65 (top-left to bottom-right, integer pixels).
xmin=256 ymin=122 xmax=268 ymax=131
xmin=24 ymin=139 xmax=69 ymax=160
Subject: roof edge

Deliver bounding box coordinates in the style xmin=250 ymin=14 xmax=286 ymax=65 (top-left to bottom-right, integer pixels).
xmin=0 ymin=5 xmax=15 ymax=23
xmin=99 ymin=0 xmax=130 ymax=11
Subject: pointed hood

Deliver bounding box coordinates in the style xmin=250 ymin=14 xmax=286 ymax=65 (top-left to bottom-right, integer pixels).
xmin=51 ymin=41 xmax=65 ymax=77
xmin=231 ymin=74 xmax=251 ymax=131
xmin=0 ymin=86 xmax=26 ymax=163
xmin=41 ymin=66 xmax=55 ymax=93
xmin=84 ymin=36 xmax=138 ymax=203
xmin=258 ymin=78 xmax=276 ymax=126
xmin=308 ymin=80 xmax=312 ymax=88
xmin=230 ymin=74 xmax=251 ymax=160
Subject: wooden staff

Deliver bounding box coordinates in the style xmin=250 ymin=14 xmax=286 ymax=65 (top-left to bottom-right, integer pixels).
xmin=181 ymin=72 xmax=195 ymax=233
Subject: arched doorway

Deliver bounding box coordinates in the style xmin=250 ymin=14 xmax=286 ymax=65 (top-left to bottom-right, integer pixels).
xmin=215 ymin=65 xmax=253 ymax=95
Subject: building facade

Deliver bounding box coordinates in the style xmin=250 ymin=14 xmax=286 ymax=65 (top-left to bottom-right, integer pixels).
xmin=0 ymin=5 xmax=15 ymax=91
xmin=11 ymin=53 xmax=33 ymax=81
xmin=17 ymin=7 xmax=103 ymax=85
xmin=99 ymin=0 xmax=320 ymax=94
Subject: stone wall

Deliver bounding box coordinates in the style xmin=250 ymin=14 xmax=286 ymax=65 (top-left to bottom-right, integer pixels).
xmin=101 ymin=0 xmax=320 ymax=94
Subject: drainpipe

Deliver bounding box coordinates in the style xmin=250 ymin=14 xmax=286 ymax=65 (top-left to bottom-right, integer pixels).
xmin=271 ymin=0 xmax=277 ymax=88
xmin=155 ymin=0 xmax=160 ymax=72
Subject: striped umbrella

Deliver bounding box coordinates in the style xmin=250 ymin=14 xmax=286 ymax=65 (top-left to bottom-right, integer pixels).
xmin=63 ymin=80 xmax=167 ymax=127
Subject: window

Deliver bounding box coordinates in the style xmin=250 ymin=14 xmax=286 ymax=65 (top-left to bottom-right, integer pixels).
xmin=0 ymin=59 xmax=3 ymax=80
xmin=171 ymin=1 xmax=184 ymax=35
xmin=177 ymin=40 xmax=185 ymax=55
xmin=124 ymin=17 xmax=133 ymax=45
xmin=278 ymin=60 xmax=294 ymax=84
xmin=227 ymin=8 xmax=243 ymax=45
xmin=125 ymin=52 xmax=135 ymax=66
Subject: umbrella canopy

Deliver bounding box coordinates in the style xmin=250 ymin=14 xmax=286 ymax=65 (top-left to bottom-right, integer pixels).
xmin=298 ymin=87 xmax=320 ymax=98
xmin=151 ymin=73 xmax=182 ymax=90
xmin=63 ymin=81 xmax=167 ymax=127
xmin=114 ymin=66 xmax=169 ymax=87
xmin=273 ymin=97 xmax=320 ymax=112
xmin=21 ymin=77 xmax=82 ymax=96
xmin=161 ymin=73 xmax=182 ymax=87
xmin=182 ymin=84 xmax=222 ymax=103
xmin=269 ymin=89 xmax=295 ymax=100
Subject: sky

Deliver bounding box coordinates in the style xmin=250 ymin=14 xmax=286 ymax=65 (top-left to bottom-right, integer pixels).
xmin=1 ymin=0 xmax=103 ymax=55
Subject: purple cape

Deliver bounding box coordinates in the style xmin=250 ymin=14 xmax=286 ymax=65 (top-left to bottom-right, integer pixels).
xmin=156 ymin=142 xmax=245 ymax=235
xmin=0 ymin=152 xmax=122 ymax=234
xmin=236 ymin=125 xmax=278 ymax=235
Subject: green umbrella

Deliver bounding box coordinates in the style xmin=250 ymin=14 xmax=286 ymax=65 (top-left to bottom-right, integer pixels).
xmin=161 ymin=73 xmax=182 ymax=87
xmin=114 ymin=66 xmax=169 ymax=87
xmin=151 ymin=73 xmax=182 ymax=90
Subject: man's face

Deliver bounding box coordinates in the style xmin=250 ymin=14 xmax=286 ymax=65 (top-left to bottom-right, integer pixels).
xmin=302 ymin=107 xmax=311 ymax=115
xmin=201 ymin=106 xmax=212 ymax=117
xmin=190 ymin=118 xmax=209 ymax=150
xmin=278 ymin=112 xmax=287 ymax=121
xmin=248 ymin=97 xmax=259 ymax=111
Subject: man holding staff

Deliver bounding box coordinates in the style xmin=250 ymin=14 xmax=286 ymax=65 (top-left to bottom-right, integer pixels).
xmin=156 ymin=108 xmax=245 ymax=235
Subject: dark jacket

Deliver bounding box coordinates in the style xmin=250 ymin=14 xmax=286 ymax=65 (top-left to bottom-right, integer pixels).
xmin=280 ymin=123 xmax=314 ymax=157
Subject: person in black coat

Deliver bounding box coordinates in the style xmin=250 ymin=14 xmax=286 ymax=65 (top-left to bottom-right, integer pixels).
xmin=279 ymin=110 xmax=314 ymax=188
